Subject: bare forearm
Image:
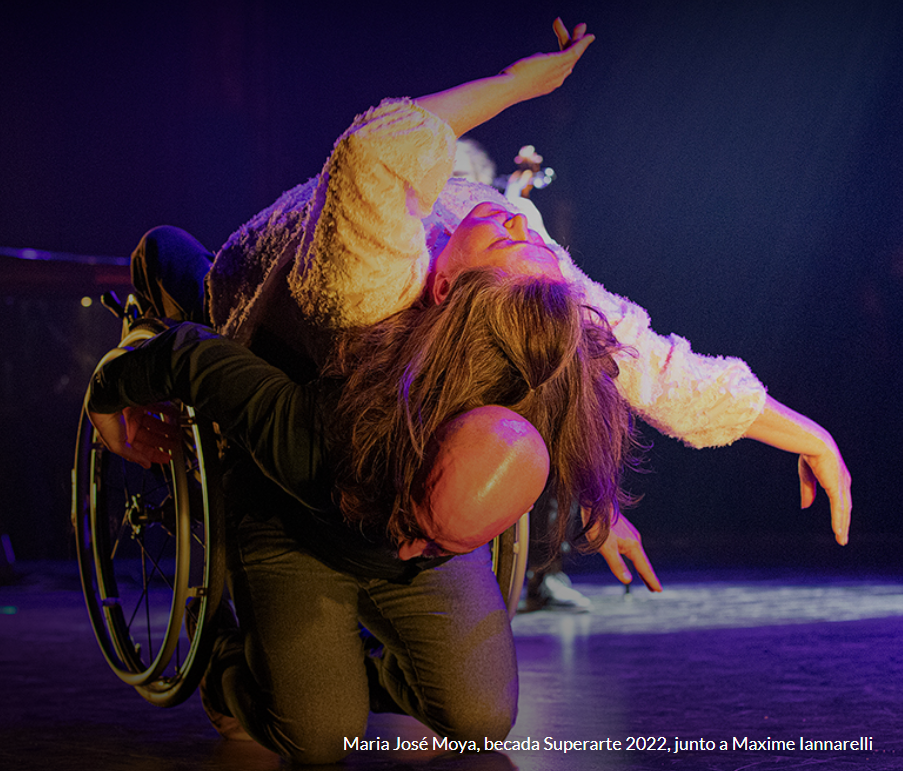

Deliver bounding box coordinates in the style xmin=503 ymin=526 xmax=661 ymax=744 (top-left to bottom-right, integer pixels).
xmin=743 ymin=395 xmax=851 ymax=545
xmin=415 ymin=20 xmax=594 ymax=138
xmin=742 ymin=395 xmax=831 ymax=455
xmin=415 ymin=74 xmax=526 ymax=137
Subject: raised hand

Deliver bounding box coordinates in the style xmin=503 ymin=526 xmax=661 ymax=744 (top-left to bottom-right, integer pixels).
xmin=553 ymin=18 xmax=590 ymax=50
xmin=501 ymin=18 xmax=595 ymax=101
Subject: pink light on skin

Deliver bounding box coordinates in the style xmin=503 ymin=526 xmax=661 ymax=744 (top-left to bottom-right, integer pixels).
xmin=396 ymin=406 xmax=550 ymax=560
xmin=430 ymin=203 xmax=564 ymax=305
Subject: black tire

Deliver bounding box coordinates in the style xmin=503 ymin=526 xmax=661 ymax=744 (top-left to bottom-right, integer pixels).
xmin=72 ymin=323 xmax=225 ymax=707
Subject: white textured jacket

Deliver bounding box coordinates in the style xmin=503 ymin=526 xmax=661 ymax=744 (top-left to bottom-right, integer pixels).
xmin=208 ymin=99 xmax=766 ymax=449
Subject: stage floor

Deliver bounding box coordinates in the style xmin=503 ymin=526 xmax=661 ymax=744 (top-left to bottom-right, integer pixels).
xmin=2 ymin=562 xmax=902 ymax=770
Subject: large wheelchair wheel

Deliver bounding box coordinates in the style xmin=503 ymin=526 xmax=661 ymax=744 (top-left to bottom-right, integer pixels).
xmin=490 ymin=511 xmax=529 ymax=619
xmin=72 ymin=321 xmax=225 ymax=707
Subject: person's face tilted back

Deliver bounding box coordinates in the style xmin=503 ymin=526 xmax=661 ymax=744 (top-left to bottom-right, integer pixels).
xmin=430 ymin=203 xmax=564 ymax=304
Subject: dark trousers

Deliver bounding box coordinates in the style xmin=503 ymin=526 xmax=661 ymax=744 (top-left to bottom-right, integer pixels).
xmin=221 ymin=502 xmax=517 ymax=763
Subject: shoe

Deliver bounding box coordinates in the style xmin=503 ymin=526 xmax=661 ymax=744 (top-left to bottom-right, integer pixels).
xmin=187 ymin=598 xmax=253 ymax=742
xmin=530 ymin=572 xmax=592 ymax=611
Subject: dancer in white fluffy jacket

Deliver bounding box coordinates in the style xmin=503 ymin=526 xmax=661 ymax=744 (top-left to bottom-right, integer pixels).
xmin=202 ymin=19 xmax=850 ymax=579
xmin=96 ymin=19 xmax=851 ymax=762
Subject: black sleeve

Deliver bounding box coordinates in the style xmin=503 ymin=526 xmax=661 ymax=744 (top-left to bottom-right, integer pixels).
xmin=87 ymin=322 xmax=336 ymax=508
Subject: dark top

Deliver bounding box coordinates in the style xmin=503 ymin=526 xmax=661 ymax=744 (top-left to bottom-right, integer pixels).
xmin=87 ymin=322 xmax=447 ymax=582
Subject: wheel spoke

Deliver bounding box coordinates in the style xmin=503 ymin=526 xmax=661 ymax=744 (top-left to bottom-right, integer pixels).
xmin=109 ymin=507 xmax=132 ymax=563
xmin=123 ymin=518 xmax=179 ymax=640
xmin=141 ymin=533 xmax=153 ymax=661
xmin=124 ymin=530 xmax=180 ymax=636
xmin=191 ymin=525 xmax=208 ymax=550
xmin=134 ymin=534 xmax=178 ymax=593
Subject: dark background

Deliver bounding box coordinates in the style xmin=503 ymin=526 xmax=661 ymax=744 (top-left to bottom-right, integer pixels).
xmin=2 ymin=0 xmax=901 ymax=570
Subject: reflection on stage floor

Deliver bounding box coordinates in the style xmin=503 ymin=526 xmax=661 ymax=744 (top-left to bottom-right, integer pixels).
xmin=2 ymin=562 xmax=902 ymax=770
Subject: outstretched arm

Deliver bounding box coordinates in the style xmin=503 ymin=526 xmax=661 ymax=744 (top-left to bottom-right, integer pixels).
xmin=86 ymin=323 xmax=335 ymax=508
xmin=416 ymin=19 xmax=594 ymax=137
xmin=586 ymin=396 xmax=852 ymax=589
xmin=742 ymin=395 xmax=851 ymax=545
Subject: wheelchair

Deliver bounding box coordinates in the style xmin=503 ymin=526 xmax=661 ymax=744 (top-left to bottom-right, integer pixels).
xmin=72 ymin=294 xmax=529 ymax=708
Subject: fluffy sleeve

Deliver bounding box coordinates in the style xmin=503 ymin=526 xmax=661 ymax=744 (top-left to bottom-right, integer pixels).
xmin=557 ymin=257 xmax=767 ymax=448
xmin=288 ymin=99 xmax=456 ymax=330
xmin=208 ymin=99 xmax=455 ymax=345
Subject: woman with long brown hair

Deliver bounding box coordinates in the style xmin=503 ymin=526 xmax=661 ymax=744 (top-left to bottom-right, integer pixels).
xmin=328 ymin=266 xmax=636 ymax=559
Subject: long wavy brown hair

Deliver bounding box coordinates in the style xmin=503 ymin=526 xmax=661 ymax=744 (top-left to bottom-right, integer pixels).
xmin=324 ymin=267 xmax=638 ymax=554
